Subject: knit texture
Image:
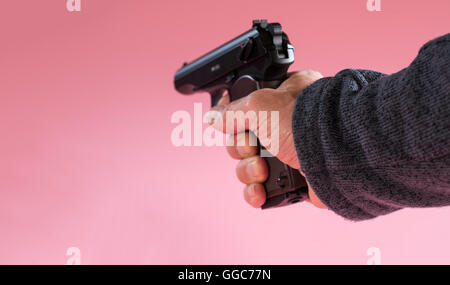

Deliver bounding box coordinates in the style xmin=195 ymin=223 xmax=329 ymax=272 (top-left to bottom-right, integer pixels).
xmin=292 ymin=33 xmax=450 ymax=221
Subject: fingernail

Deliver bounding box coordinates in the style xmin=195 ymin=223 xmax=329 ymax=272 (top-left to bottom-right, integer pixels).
xmin=246 ymin=158 xmax=260 ymax=178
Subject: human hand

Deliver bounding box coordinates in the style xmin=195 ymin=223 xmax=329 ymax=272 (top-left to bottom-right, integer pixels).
xmin=208 ymin=70 xmax=328 ymax=209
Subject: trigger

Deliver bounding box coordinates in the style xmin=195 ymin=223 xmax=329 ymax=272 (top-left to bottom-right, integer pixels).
xmin=210 ymin=89 xmax=224 ymax=107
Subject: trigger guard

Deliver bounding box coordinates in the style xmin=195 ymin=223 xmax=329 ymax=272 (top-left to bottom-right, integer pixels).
xmin=229 ymin=75 xmax=260 ymax=102
xmin=210 ymin=89 xmax=226 ymax=107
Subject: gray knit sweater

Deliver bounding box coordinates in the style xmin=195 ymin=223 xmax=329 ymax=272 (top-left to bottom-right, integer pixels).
xmin=292 ymin=33 xmax=450 ymax=221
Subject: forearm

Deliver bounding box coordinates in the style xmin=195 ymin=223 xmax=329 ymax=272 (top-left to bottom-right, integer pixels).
xmin=292 ymin=34 xmax=450 ymax=221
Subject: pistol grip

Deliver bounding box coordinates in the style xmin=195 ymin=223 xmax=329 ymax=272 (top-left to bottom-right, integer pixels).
xmin=261 ymin=153 xmax=309 ymax=209
xmin=225 ymin=75 xmax=309 ymax=209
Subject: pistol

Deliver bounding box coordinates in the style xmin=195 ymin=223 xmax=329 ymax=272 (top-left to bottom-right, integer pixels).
xmin=174 ymin=20 xmax=309 ymax=209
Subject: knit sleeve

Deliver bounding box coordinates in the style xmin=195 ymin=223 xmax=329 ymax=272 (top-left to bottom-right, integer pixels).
xmin=292 ymin=33 xmax=450 ymax=221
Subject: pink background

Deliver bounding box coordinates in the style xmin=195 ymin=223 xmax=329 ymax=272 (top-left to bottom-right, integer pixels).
xmin=0 ymin=0 xmax=449 ymax=264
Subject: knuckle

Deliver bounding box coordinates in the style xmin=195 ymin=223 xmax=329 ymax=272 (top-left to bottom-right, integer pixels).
xmin=247 ymin=88 xmax=273 ymax=110
xmin=246 ymin=91 xmax=259 ymax=110
xmin=226 ymin=145 xmax=241 ymax=160
xmin=235 ymin=159 xmax=249 ymax=183
xmin=300 ymin=69 xmax=315 ymax=75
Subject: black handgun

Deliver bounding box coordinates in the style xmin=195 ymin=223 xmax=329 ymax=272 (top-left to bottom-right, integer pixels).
xmin=174 ymin=20 xmax=309 ymax=209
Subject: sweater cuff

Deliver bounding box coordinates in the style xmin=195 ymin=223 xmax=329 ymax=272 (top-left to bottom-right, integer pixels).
xmin=292 ymin=78 xmax=376 ymax=221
